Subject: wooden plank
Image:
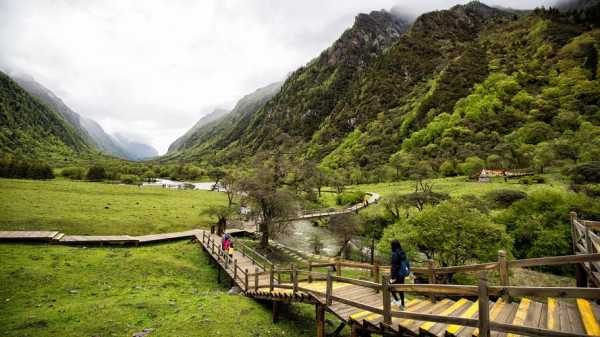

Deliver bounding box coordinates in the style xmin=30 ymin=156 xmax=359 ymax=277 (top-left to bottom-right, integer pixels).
xmin=420 ymin=298 xmax=470 ymax=333
xmin=506 ymin=298 xmax=530 ymax=337
xmin=576 ymin=299 xmax=600 ymax=336
xmin=475 ymin=299 xmax=505 ymax=337
xmin=446 ymin=300 xmax=479 ymax=337
xmin=422 ymin=298 xmax=472 ymax=337
xmin=523 ymin=301 xmax=543 ymax=330
xmin=567 ymin=302 xmax=586 ymax=335
xmin=548 ymin=298 xmax=560 ymax=331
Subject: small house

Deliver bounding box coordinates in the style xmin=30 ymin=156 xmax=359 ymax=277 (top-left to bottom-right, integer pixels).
xmin=478 ymin=170 xmax=491 ymax=183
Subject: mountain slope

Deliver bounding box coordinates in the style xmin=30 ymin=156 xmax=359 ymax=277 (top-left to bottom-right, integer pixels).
xmin=113 ymin=133 xmax=158 ymax=160
xmin=164 ymin=81 xmax=283 ymax=161
xmin=168 ymin=108 xmax=229 ymax=153
xmin=0 ymin=71 xmax=92 ymax=160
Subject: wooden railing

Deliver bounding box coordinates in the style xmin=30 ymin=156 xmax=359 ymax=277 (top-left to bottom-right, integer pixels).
xmin=201 ymin=222 xmax=600 ymax=337
xmin=571 ymin=212 xmax=600 ymax=287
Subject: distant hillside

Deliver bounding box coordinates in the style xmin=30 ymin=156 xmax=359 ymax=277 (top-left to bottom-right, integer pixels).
xmin=164 ymin=81 xmax=283 ymax=161
xmin=166 ymin=1 xmax=600 ymax=182
xmin=0 ymin=71 xmax=92 ymax=160
xmin=168 ymin=108 xmax=229 ymax=153
xmin=9 ymin=72 xmax=155 ymax=161
xmin=113 ymin=133 xmax=158 ymax=160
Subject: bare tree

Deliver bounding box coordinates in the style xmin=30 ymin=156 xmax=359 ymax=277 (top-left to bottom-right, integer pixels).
xmin=203 ymin=205 xmax=236 ymax=236
xmin=221 ymin=171 xmax=239 ymax=207
xmin=239 ymin=161 xmax=298 ymax=248
xmin=329 ymin=213 xmax=360 ymax=259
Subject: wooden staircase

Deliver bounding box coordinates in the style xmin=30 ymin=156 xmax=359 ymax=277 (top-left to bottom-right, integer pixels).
xmin=343 ymin=296 xmax=600 ymax=336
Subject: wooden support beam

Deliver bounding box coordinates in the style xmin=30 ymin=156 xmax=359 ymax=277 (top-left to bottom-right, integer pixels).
xmin=478 ymin=271 xmax=490 ymax=337
xmin=316 ymin=304 xmax=325 ymax=337
xmin=272 ymin=301 xmax=280 ymax=323
xmin=326 ymin=269 xmax=333 ymax=306
xmin=308 ymin=261 xmax=312 ymax=283
xmin=427 ymin=259 xmax=436 ymax=303
xmin=254 ymin=267 xmax=259 ymax=292
xmin=245 ymin=268 xmax=249 ymax=292
xmin=498 ymin=250 xmax=509 ymax=302
xmin=382 ymin=274 xmax=391 ymax=325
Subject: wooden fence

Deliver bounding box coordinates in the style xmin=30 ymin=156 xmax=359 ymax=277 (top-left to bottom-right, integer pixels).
xmin=571 ymin=212 xmax=600 ymax=287
xmin=200 ymin=230 xmax=600 ymax=337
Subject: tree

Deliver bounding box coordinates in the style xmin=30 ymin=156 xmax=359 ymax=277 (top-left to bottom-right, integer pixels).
xmin=208 ymin=168 xmax=226 ymax=185
xmin=309 ymin=234 xmax=324 ymax=255
xmin=221 ymin=171 xmax=239 ymax=207
xmin=459 ymin=156 xmax=485 ymax=177
xmin=239 ymin=163 xmax=298 ymax=248
xmin=86 ymin=165 xmax=106 ymax=181
xmin=406 ymin=180 xmax=450 ymax=212
xmin=329 ymin=213 xmax=360 ymax=259
xmin=378 ymin=200 xmax=512 ymax=280
xmin=382 ymin=193 xmax=409 ymax=220
xmin=533 ymin=143 xmax=555 ymax=174
xmin=203 ymin=205 xmax=236 ymax=235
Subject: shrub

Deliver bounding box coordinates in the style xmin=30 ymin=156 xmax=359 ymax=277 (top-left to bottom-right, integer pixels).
xmin=459 ymin=156 xmax=485 ymax=177
xmin=120 ymin=174 xmax=141 ymax=185
xmin=0 ymin=157 xmax=54 ymax=180
xmin=567 ymin=161 xmax=600 ymax=184
xmin=61 ymin=167 xmax=85 ymax=180
xmin=485 ymin=189 xmax=528 ymax=208
xmin=335 ymin=191 xmax=365 ymax=206
xmin=86 ymin=165 xmax=107 ymax=181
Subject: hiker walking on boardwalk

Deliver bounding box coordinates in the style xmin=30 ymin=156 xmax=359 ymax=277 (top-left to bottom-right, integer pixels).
xmin=390 ymin=239 xmax=410 ymax=310
xmin=222 ymin=233 xmax=231 ymax=252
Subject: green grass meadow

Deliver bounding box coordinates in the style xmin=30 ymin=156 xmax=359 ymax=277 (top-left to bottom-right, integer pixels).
xmin=0 ymin=241 xmax=325 ymax=337
xmin=0 ymin=178 xmax=228 ymax=235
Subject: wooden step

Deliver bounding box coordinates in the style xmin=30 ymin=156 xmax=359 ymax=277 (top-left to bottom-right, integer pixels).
xmin=577 ymin=299 xmax=600 ymax=336
xmin=506 ymin=298 xmax=531 ymax=337
xmin=491 ymin=300 xmax=518 ymax=337
xmin=420 ymin=298 xmax=472 ymax=337
xmin=473 ymin=299 xmax=506 ymax=337
xmin=404 ymin=299 xmax=456 ymax=335
xmin=445 ymin=300 xmax=480 ymax=337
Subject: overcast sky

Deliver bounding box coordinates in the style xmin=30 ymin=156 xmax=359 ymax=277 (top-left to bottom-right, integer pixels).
xmin=0 ymin=0 xmax=553 ymax=154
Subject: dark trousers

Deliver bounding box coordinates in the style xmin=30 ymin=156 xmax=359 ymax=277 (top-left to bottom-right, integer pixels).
xmin=392 ymin=276 xmax=405 ymax=305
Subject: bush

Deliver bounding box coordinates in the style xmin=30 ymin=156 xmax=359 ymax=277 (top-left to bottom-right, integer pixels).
xmin=120 ymin=174 xmax=141 ymax=185
xmin=485 ymin=189 xmax=528 ymax=208
xmin=86 ymin=165 xmax=107 ymax=181
xmin=61 ymin=167 xmax=85 ymax=180
xmin=0 ymin=157 xmax=54 ymax=180
xmin=567 ymin=161 xmax=600 ymax=184
xmin=335 ymin=191 xmax=365 ymax=206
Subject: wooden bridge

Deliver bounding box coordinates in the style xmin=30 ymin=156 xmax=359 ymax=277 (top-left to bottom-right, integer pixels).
xmin=2 ymin=213 xmax=600 ymax=336
xmin=295 ymin=192 xmax=381 ymax=221
xmin=198 ymin=214 xmax=600 ymax=337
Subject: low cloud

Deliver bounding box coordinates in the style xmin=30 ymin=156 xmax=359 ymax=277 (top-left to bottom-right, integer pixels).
xmin=0 ymin=0 xmax=553 ymax=154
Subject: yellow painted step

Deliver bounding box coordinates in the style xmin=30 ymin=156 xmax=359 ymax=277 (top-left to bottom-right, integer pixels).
xmin=420 ymin=298 xmax=470 ymax=332
xmin=577 ymin=298 xmax=600 ymax=336
xmin=507 ymin=298 xmax=531 ymax=337
xmin=473 ymin=299 xmax=505 ymax=337
xmin=446 ymin=300 xmax=479 ymax=336
xmin=547 ymin=298 xmax=559 ymax=331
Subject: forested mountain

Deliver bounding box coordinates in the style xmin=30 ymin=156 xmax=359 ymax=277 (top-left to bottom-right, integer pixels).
xmin=164 ymin=81 xmax=283 ymax=161
xmin=0 ymin=71 xmax=92 ymax=160
xmin=169 ymin=1 xmax=600 ymax=182
xmin=7 ymin=72 xmax=156 ymax=161
xmin=168 ymin=108 xmax=230 ymax=153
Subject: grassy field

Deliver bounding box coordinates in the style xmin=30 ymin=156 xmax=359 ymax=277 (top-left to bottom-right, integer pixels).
xmin=0 ymin=241 xmax=336 ymax=337
xmin=0 ymin=178 xmax=228 ymax=235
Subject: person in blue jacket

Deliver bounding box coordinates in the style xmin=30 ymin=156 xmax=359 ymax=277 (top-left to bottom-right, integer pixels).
xmin=390 ymin=239 xmax=410 ymax=310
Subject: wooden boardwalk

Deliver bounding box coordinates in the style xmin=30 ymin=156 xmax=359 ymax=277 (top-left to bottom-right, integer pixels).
xmin=198 ymin=231 xmax=600 ymax=337
xmin=295 ymin=192 xmax=380 ymax=221
xmin=0 ymin=229 xmax=203 ymax=245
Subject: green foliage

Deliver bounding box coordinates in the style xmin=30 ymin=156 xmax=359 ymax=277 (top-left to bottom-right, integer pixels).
xmin=60 ymin=166 xmax=85 ymax=180
xmin=0 ymin=156 xmax=54 ymax=180
xmin=485 ymin=189 xmax=528 ymax=208
xmin=459 ymin=156 xmax=485 ymax=176
xmin=119 ymin=174 xmax=141 ymax=185
xmin=378 ymin=199 xmax=512 ymax=268
xmin=567 ymin=161 xmax=600 ymax=184
xmin=496 ymin=187 xmax=600 ymax=274
xmin=335 ymin=191 xmax=365 ymax=206
xmin=86 ymin=165 xmax=106 ymax=181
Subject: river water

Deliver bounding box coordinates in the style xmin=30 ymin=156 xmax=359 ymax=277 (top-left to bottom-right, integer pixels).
xmin=143 ymin=178 xmax=342 ymax=256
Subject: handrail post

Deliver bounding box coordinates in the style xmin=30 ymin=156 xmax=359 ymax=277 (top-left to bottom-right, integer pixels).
xmin=241 ymin=244 xmax=245 ymax=257
xmin=382 ymin=274 xmax=391 ymax=325
xmin=478 ymin=271 xmax=490 ymax=337
xmin=336 ymin=257 xmax=342 ymax=277
xmin=374 ymin=262 xmax=380 ymax=293
xmin=308 ymin=261 xmax=313 ymax=283
xmin=233 ymin=259 xmax=238 ymax=283
xmin=254 ymin=267 xmax=259 ymax=292
xmin=245 ymin=268 xmax=249 ymax=292
xmin=290 ymin=264 xmax=294 ymax=282
xmin=498 ymin=250 xmax=509 ymax=302
xmin=269 ymin=266 xmax=274 ymax=292
xmin=427 ymin=259 xmax=436 ymax=303
xmin=326 ymin=269 xmax=333 ymax=306
xmin=293 ymin=265 xmax=298 ymax=294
